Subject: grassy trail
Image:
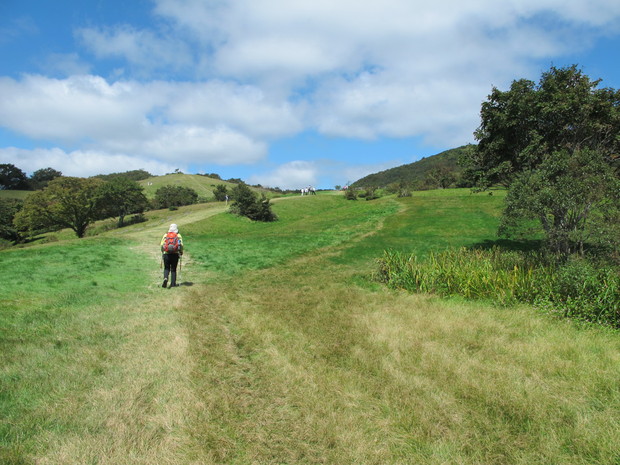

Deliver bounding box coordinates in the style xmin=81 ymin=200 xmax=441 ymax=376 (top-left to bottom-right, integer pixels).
xmin=2 ymin=192 xmax=620 ymax=464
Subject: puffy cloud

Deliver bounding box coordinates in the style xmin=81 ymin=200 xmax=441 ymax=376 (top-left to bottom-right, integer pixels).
xmin=0 ymin=75 xmax=285 ymax=165
xmin=137 ymin=125 xmax=267 ymax=164
xmin=0 ymin=74 xmax=153 ymax=143
xmin=164 ymin=81 xmax=303 ymax=138
xmin=3 ymin=0 xmax=620 ymax=186
xmin=247 ymin=160 xmax=318 ymax=190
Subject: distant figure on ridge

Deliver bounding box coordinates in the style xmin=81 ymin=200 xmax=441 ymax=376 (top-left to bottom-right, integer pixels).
xmin=160 ymin=223 xmax=184 ymax=288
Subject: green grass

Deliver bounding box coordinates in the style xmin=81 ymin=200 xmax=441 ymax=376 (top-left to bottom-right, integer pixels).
xmin=0 ymin=190 xmax=31 ymax=200
xmin=138 ymin=173 xmax=277 ymax=200
xmin=2 ymin=188 xmax=620 ymax=464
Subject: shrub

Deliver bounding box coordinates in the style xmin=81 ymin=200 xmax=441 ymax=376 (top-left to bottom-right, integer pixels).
xmin=154 ymin=185 xmax=198 ymax=209
xmin=376 ymin=247 xmax=620 ymax=328
xmin=229 ymin=183 xmax=277 ymax=222
xmin=344 ymin=189 xmax=357 ymax=200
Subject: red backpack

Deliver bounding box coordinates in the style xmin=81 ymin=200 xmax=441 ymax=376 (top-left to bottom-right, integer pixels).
xmin=163 ymin=232 xmax=180 ymax=253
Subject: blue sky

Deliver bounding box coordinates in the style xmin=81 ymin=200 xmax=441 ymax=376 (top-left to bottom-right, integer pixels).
xmin=1 ymin=0 xmax=619 ymax=189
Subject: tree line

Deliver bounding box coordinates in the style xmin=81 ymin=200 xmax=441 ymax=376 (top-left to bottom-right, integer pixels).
xmin=0 ymin=168 xmax=277 ymax=245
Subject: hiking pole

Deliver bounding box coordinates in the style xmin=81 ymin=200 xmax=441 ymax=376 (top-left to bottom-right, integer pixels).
xmin=178 ymin=255 xmax=182 ymax=285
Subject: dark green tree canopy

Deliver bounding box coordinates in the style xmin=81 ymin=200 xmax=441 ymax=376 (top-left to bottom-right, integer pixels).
xmin=0 ymin=198 xmax=23 ymax=242
xmin=14 ymin=176 xmax=105 ymax=238
xmin=29 ymin=167 xmax=63 ymax=190
xmin=464 ymin=65 xmax=620 ymax=256
xmin=213 ymin=184 xmax=228 ymax=201
xmin=229 ymin=183 xmax=277 ymax=222
xmin=0 ymin=164 xmax=29 ymax=190
xmin=467 ymin=65 xmax=620 ymax=188
xmin=96 ymin=178 xmax=148 ymax=227
xmin=154 ymin=185 xmax=198 ymax=209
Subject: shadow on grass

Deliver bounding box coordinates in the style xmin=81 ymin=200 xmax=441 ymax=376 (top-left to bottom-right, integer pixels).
xmin=469 ymin=238 xmax=544 ymax=253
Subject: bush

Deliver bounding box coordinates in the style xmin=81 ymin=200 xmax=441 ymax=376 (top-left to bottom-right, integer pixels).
xmin=229 ymin=183 xmax=277 ymax=222
xmin=154 ymin=185 xmax=198 ymax=209
xmin=376 ymin=247 xmax=620 ymax=328
xmin=344 ymin=189 xmax=357 ymax=200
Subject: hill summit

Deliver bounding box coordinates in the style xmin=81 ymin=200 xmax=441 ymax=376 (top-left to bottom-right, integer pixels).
xmin=351 ymin=145 xmax=472 ymax=190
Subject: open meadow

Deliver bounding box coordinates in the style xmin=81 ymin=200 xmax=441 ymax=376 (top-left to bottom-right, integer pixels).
xmin=1 ymin=190 xmax=619 ymax=464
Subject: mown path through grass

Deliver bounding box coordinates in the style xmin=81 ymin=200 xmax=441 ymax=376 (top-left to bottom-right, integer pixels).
xmin=2 ymin=192 xmax=620 ymax=464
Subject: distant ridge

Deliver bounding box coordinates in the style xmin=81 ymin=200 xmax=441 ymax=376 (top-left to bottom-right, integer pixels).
xmin=351 ymin=145 xmax=471 ymax=189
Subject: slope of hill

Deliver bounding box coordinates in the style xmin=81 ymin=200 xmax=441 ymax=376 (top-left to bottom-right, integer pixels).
xmin=139 ymin=173 xmax=279 ymax=200
xmin=138 ymin=173 xmax=236 ymax=199
xmin=3 ymin=191 xmax=619 ymax=464
xmin=351 ymin=145 xmax=471 ymax=189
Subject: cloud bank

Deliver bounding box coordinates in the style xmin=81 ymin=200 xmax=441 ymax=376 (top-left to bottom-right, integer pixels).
xmin=2 ymin=0 xmax=620 ymax=187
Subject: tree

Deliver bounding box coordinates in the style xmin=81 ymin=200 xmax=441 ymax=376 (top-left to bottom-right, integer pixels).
xmin=499 ymin=148 xmax=620 ymax=255
xmin=29 ymin=167 xmax=62 ymax=190
xmin=213 ymin=184 xmax=228 ymax=201
xmin=229 ymin=183 xmax=277 ymax=221
xmin=14 ymin=177 xmax=104 ymax=238
xmin=154 ymin=185 xmax=198 ymax=209
xmin=0 ymin=198 xmax=23 ymax=242
xmin=0 ymin=164 xmax=29 ymax=190
xmin=464 ymin=65 xmax=620 ymax=255
xmin=97 ymin=178 xmax=148 ymax=227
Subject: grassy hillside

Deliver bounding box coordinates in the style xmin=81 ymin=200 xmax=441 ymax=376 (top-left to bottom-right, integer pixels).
xmin=138 ymin=173 xmax=236 ymax=199
xmin=2 ymin=190 xmax=619 ymax=464
xmin=351 ymin=145 xmax=470 ymax=189
xmin=0 ymin=190 xmax=31 ymax=200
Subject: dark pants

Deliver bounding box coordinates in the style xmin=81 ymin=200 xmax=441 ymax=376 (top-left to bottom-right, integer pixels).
xmin=163 ymin=253 xmax=180 ymax=272
xmin=163 ymin=253 xmax=180 ymax=286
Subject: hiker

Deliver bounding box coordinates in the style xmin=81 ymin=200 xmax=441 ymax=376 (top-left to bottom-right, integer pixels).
xmin=160 ymin=223 xmax=184 ymax=288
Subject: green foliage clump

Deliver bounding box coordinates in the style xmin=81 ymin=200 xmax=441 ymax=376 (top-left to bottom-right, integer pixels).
xmin=154 ymin=185 xmax=198 ymax=209
xmin=0 ymin=198 xmax=23 ymax=242
xmin=97 ymin=178 xmax=148 ymax=227
xmin=94 ymin=169 xmax=152 ymax=182
xmin=344 ymin=188 xmax=357 ymax=200
xmin=377 ymin=247 xmax=620 ymax=328
xmin=14 ymin=177 xmax=104 ymax=238
xmin=213 ymin=184 xmax=228 ymax=201
xmin=229 ymin=183 xmax=277 ymax=222
xmin=464 ymin=65 xmax=620 ymax=258
xmin=0 ymin=163 xmax=29 ymax=190
xmin=29 ymin=167 xmax=63 ymax=190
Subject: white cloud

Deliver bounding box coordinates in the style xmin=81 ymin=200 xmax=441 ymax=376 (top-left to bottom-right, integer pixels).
xmin=150 ymin=0 xmax=620 ymax=144
xmin=0 ymin=147 xmax=177 ymax=177
xmin=247 ymin=160 xmax=318 ymax=190
xmin=3 ymin=0 xmax=620 ymax=185
xmin=0 ymin=75 xmax=278 ymax=165
xmin=139 ymin=125 xmax=267 ymax=164
xmin=76 ymin=25 xmax=194 ymax=75
xmin=0 ymin=74 xmax=154 ymax=143
xmin=164 ymin=81 xmax=303 ymax=138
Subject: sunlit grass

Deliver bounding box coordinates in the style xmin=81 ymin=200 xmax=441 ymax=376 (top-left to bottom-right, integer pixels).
xmin=2 ymin=188 xmax=619 ymax=464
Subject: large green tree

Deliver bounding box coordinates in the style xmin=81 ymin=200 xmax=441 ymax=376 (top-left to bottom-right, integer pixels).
xmin=464 ymin=65 xmax=620 ymax=255
xmin=29 ymin=167 xmax=63 ymax=190
xmin=0 ymin=164 xmax=29 ymax=190
xmin=96 ymin=178 xmax=148 ymax=227
xmin=14 ymin=177 xmax=104 ymax=238
xmin=154 ymin=185 xmax=198 ymax=209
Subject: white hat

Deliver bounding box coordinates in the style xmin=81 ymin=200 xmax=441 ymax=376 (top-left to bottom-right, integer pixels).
xmin=169 ymin=223 xmax=178 ymax=233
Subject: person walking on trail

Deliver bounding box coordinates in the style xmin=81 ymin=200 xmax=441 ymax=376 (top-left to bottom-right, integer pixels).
xmin=160 ymin=223 xmax=184 ymax=288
